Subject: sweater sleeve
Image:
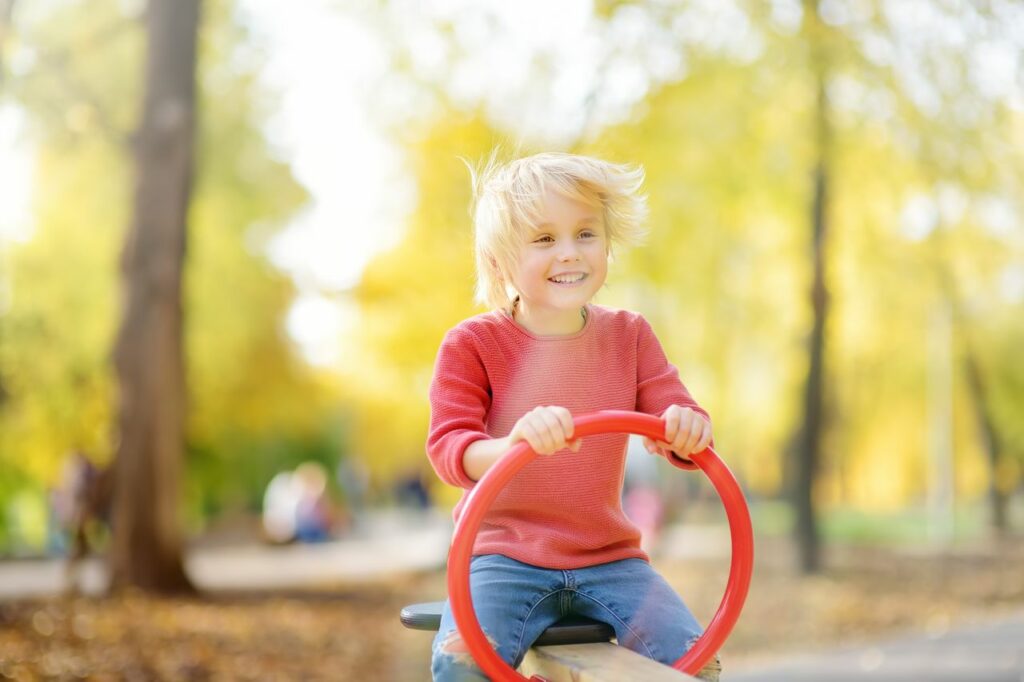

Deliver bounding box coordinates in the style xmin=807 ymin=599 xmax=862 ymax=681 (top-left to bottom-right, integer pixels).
xmin=426 ymin=326 xmax=492 ymax=489
xmin=634 ymin=315 xmax=713 ymax=469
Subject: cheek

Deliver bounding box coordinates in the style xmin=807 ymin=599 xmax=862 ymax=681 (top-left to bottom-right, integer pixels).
xmin=510 ymin=254 xmax=545 ymax=286
xmin=524 ymin=255 xmax=547 ymax=275
xmin=587 ymin=248 xmax=609 ymax=277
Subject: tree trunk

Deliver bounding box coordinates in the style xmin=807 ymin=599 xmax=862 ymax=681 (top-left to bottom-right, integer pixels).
xmin=109 ymin=0 xmax=200 ymax=593
xmin=931 ymin=244 xmax=1009 ymax=537
xmin=790 ymin=0 xmax=833 ymax=574
xmin=961 ymin=330 xmax=1009 ymax=536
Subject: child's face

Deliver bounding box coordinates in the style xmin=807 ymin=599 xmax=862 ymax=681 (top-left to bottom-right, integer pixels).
xmin=509 ymin=189 xmax=608 ymax=320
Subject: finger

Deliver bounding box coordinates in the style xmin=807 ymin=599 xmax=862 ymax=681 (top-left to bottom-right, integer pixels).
xmin=518 ymin=421 xmax=542 ymax=453
xmin=536 ymin=408 xmax=568 ymax=451
xmin=523 ymin=409 xmax=554 ymax=453
xmin=667 ymin=408 xmax=689 ymax=453
xmin=553 ymin=406 xmax=574 ymax=443
xmin=663 ymin=405 xmax=680 ymax=444
xmin=667 ymin=408 xmax=692 ymax=452
xmin=568 ymin=438 xmax=581 ymax=453
xmin=644 ymin=436 xmax=672 ymax=456
xmin=522 ymin=421 xmax=553 ymax=455
xmin=694 ymin=420 xmax=713 ymax=454
xmin=679 ymin=411 xmax=702 ymax=455
xmin=539 ymin=415 xmax=563 ymax=453
xmin=651 ymin=438 xmax=673 ymax=453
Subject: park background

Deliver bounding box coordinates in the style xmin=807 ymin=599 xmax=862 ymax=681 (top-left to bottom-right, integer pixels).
xmin=0 ymin=0 xmax=1022 ymax=680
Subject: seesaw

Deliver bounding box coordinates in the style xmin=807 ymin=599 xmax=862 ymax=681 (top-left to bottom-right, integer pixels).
xmin=402 ymin=410 xmax=754 ymax=680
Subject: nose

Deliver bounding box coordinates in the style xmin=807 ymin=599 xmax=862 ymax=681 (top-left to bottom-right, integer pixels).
xmin=556 ymin=241 xmax=581 ymax=262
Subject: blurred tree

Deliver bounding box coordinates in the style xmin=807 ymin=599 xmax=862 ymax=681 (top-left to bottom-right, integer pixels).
xmin=0 ymin=0 xmax=324 ymax=554
xmin=0 ymin=0 xmax=141 ymax=550
xmin=109 ymin=0 xmax=200 ymax=592
xmin=784 ymin=0 xmax=837 ymax=574
xmin=927 ymin=182 xmax=1022 ymax=537
xmin=592 ymin=51 xmax=809 ymax=496
xmin=346 ymin=0 xmax=1024 ymax=543
xmin=585 ymin=2 xmax=839 ymax=572
xmin=958 ymin=289 xmax=1009 ymax=535
xmin=857 ymin=0 xmax=1024 ymax=536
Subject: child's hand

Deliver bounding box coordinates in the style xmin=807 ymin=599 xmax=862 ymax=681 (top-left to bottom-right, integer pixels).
xmin=509 ymin=406 xmax=581 ymax=455
xmin=643 ymin=405 xmax=712 ymax=461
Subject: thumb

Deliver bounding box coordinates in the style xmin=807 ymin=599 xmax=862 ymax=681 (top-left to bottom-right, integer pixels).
xmin=568 ymin=438 xmax=581 ymax=453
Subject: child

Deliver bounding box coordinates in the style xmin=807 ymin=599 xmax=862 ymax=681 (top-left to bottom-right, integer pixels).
xmin=427 ymin=151 xmax=720 ymax=681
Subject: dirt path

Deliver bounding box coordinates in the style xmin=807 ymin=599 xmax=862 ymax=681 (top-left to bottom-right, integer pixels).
xmin=729 ymin=612 xmax=1024 ymax=681
xmin=0 ymin=509 xmax=452 ymax=599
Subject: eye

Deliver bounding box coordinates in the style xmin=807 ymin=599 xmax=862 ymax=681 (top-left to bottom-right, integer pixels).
xmin=533 ymin=235 xmax=554 ymax=244
xmin=578 ymin=229 xmax=597 ymax=239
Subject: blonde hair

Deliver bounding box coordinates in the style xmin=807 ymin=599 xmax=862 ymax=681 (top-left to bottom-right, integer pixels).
xmin=468 ymin=151 xmax=648 ymax=311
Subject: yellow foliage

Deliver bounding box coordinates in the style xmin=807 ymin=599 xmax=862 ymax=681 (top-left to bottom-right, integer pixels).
xmin=343 ymin=38 xmax=1024 ymax=515
xmin=0 ymin=0 xmax=331 ymax=518
xmin=344 ymin=113 xmax=506 ymax=488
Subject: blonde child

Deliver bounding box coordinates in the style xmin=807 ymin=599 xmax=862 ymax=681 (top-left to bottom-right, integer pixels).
xmin=427 ymin=152 xmax=720 ymax=680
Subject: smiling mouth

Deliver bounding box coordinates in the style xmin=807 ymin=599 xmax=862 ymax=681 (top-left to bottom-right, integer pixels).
xmin=548 ymin=273 xmax=587 ymax=284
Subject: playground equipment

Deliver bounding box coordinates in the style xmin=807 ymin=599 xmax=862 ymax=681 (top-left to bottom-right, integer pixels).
xmin=401 ymin=410 xmax=754 ymax=680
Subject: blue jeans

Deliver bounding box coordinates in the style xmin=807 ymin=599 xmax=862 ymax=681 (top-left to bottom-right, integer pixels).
xmin=431 ymin=554 xmax=720 ymax=681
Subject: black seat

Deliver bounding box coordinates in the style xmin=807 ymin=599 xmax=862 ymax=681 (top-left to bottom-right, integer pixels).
xmin=400 ymin=601 xmax=615 ymax=646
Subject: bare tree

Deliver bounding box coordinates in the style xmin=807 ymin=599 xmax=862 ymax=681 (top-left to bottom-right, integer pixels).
xmin=935 ymin=263 xmax=1012 ymax=538
xmin=109 ymin=0 xmax=200 ymax=593
xmin=788 ymin=0 xmax=835 ymax=575
xmin=962 ymin=339 xmax=1010 ymax=535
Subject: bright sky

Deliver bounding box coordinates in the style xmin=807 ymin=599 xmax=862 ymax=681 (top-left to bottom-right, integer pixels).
xmin=241 ymin=3 xmax=407 ymax=294
xmin=0 ymin=105 xmax=33 ymax=245
xmin=234 ymin=0 xmax=409 ymax=367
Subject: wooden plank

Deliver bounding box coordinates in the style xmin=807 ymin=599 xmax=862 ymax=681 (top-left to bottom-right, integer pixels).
xmin=519 ymin=642 xmax=696 ymax=681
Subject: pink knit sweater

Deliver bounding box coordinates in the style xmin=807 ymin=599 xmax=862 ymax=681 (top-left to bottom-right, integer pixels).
xmin=426 ymin=304 xmax=710 ymax=569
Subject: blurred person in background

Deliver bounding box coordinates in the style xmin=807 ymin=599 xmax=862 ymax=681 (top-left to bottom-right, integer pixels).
xmin=293 ymin=461 xmax=336 ymax=543
xmin=263 ymin=462 xmax=346 ymax=544
xmin=262 ymin=469 xmax=298 ymax=544
xmin=394 ymin=465 xmax=433 ymax=510
xmin=48 ymin=450 xmax=112 ymax=591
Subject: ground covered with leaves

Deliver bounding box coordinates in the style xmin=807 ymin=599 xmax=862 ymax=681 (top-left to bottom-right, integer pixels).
xmin=1 ymin=536 xmax=1022 ymax=681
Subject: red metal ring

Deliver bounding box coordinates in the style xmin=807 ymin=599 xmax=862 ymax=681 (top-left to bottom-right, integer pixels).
xmin=447 ymin=410 xmax=754 ymax=680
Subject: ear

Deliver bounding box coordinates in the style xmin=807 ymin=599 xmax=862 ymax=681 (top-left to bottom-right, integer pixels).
xmin=491 ymin=253 xmax=518 ymax=284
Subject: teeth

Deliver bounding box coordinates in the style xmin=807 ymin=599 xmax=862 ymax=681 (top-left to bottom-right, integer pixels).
xmin=550 ymin=274 xmax=585 ymax=283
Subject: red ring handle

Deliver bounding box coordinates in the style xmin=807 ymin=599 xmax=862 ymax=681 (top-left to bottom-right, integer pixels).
xmin=447 ymin=410 xmax=754 ymax=680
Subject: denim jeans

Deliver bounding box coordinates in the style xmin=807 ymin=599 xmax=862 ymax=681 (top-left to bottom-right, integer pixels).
xmin=431 ymin=554 xmax=720 ymax=681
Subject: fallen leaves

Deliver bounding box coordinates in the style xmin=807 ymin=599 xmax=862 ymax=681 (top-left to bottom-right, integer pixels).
xmin=0 ymin=537 xmax=1022 ymax=680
